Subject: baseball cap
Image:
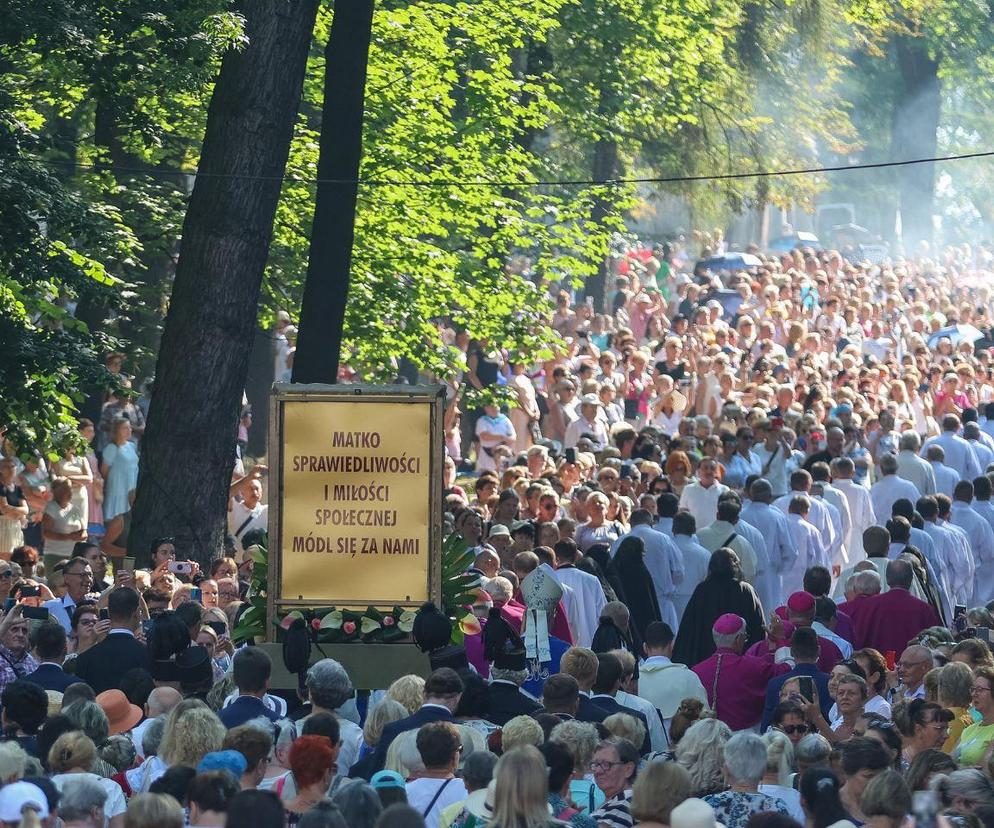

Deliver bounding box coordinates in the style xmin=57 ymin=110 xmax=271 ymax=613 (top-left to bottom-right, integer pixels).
xmin=370 ymin=770 xmax=406 ymax=790
xmin=0 ymin=782 xmax=49 ymax=821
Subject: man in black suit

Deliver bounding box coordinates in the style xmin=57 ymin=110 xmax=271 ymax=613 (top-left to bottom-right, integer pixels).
xmin=559 ymin=647 xmax=609 ymax=724
xmin=372 ymin=668 xmax=463 ymax=772
xmin=23 ymin=622 xmax=76 ymax=692
xmin=74 ymin=587 xmax=150 ymax=694
xmin=537 ymin=673 xmax=581 ymax=722
xmin=590 ymin=652 xmax=651 ymax=753
xmin=483 ymin=609 xmax=541 ymax=726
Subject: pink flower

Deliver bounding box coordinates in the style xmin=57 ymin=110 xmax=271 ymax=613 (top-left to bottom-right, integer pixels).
xmin=383 ymin=616 xmax=395 ymax=627
xmin=310 ymin=618 xmax=321 ymax=630
xmin=343 ymin=621 xmax=356 ymax=635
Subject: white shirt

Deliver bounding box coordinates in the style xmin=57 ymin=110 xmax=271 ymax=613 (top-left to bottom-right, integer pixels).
xmin=922 ymin=432 xmax=982 ymax=480
xmin=564 ymin=415 xmax=608 ymax=450
xmin=52 ymin=772 xmax=127 ymax=826
xmin=816 ymin=492 xmax=849 ymax=569
xmin=774 ymin=491 xmax=836 ymax=556
xmin=929 ymin=462 xmax=960 ymax=498
xmin=970 ymin=439 xmax=994 ymax=471
xmin=782 ymin=514 xmax=830 ymax=596
xmin=405 ymin=777 xmax=468 ymax=828
xmin=812 ymin=620 xmax=852 ymax=658
xmin=923 ymin=521 xmax=970 ymax=605
xmin=741 ymin=501 xmax=798 ymax=612
xmin=950 ymin=502 xmax=994 ymax=605
xmin=942 ymin=519 xmax=977 ymax=605
xmin=679 ymin=481 xmax=729 ymax=529
xmin=554 ymin=565 xmax=606 ymax=649
xmin=833 ymin=479 xmax=877 ymax=561
xmin=671 ymin=535 xmax=712 ymax=623
xmin=697 ymin=520 xmax=759 ymax=583
xmin=896 ymin=450 xmax=936 ymax=497
xmin=752 ymin=444 xmax=790 ymax=496
xmin=228 ymin=500 xmax=268 ymax=553
xmin=869 ymin=475 xmax=921 ymax=525
xmin=43 ymin=593 xmax=78 ymax=634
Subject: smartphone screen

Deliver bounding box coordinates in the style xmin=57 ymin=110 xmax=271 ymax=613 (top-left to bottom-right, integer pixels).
xmin=797 ymin=676 xmax=815 ymax=703
xmin=190 ymin=588 xmax=202 ymax=604
xmin=207 ymin=621 xmax=227 ymax=637
xmin=99 ymin=608 xmax=109 ymax=622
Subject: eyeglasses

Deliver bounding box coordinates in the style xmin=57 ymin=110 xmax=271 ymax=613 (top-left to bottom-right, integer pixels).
xmin=972 ymin=685 xmax=992 ymax=694
xmin=779 ymin=725 xmax=809 ymax=735
xmin=0 ymin=572 xmax=12 ymax=579
xmin=590 ymin=760 xmax=626 ymax=771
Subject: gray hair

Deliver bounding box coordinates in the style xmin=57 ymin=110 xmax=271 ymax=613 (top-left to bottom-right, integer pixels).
xmin=142 ymin=717 xmax=166 ymax=757
xmin=274 ymin=718 xmax=296 ymax=753
xmin=550 ymin=720 xmax=600 ymax=771
xmin=926 ymin=445 xmax=946 ymax=463
xmin=939 ymin=661 xmax=974 ymax=709
xmin=836 ymin=674 xmax=868 ymax=700
xmin=490 ymin=668 xmax=528 ymax=687
xmin=675 ymin=718 xmax=732 ymax=795
xmin=482 ymin=576 xmax=513 ymax=604
xmin=795 ymin=733 xmax=832 ymax=766
xmin=899 ymin=431 xmax=921 ymax=451
xmin=0 ymin=741 xmax=27 ymax=782
xmin=462 ymin=750 xmax=498 ymax=791
xmin=59 ymin=775 xmax=107 ymax=821
xmin=879 ymin=453 xmax=898 ymax=475
xmin=306 ymin=659 xmax=354 ymax=711
xmin=853 ymin=570 xmax=882 ymax=596
xmin=723 ymin=732 xmax=768 ymax=785
xmin=933 ymin=769 xmax=994 ymax=808
xmin=64 ymin=700 xmax=109 ymax=745
xmin=99 ymin=734 xmax=136 ymax=773
xmin=331 ymin=779 xmax=382 ymax=828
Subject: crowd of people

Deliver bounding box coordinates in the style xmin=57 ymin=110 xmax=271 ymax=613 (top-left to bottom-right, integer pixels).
xmin=4 ymin=239 xmax=994 ymax=827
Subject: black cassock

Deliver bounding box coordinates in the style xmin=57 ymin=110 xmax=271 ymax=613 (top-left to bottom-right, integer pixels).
xmin=671 ymin=574 xmax=765 ymax=667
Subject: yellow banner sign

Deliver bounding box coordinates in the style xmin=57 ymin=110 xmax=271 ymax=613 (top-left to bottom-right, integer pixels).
xmin=277 ymin=392 xmax=438 ymax=605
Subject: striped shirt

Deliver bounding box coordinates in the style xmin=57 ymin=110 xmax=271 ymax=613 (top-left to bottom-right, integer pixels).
xmin=591 ymin=789 xmax=634 ymax=828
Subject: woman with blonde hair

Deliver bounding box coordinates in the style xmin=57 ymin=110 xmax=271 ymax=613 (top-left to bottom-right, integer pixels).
xmin=630 ymin=761 xmax=691 ymax=828
xmin=489 ymin=745 xmax=559 ymax=828
xmin=603 ymin=713 xmax=646 ymax=754
xmin=158 ymin=703 xmax=225 ymax=769
xmin=500 ymin=716 xmax=544 ymax=753
xmin=386 ymin=675 xmax=425 ymax=715
xmin=123 ymin=793 xmax=184 ymax=828
xmin=48 ymin=731 xmax=128 ymax=827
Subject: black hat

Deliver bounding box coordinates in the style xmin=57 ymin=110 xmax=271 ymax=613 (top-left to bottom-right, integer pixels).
xmin=176 ymin=645 xmax=213 ymax=691
xmin=412 ymin=602 xmax=452 ymax=653
xmin=483 ymin=608 xmax=527 ymax=672
xmin=429 ymin=644 xmax=470 ymax=672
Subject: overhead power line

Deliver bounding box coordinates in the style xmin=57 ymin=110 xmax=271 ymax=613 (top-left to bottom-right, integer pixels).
xmin=31 ymin=148 xmax=994 ymax=189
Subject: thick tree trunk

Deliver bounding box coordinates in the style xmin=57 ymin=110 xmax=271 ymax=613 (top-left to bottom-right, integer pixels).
xmin=892 ymin=35 xmax=940 ymax=250
xmin=585 ymin=136 xmax=620 ymax=313
xmin=129 ymin=0 xmax=319 ymax=565
xmin=292 ymin=0 xmax=375 ymax=384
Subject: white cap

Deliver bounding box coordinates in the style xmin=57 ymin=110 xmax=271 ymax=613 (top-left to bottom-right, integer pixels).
xmin=0 ymin=782 xmax=49 ymax=821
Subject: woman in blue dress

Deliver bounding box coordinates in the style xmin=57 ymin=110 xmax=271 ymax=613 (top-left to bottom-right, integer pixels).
xmin=100 ymin=418 xmax=139 ymax=520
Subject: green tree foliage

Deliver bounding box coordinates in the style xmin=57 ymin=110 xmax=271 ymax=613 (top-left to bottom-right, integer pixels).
xmin=0 ymin=1 xmax=242 ymax=454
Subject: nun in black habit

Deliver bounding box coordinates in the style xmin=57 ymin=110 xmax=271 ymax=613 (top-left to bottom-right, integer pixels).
xmin=671 ymin=546 xmax=765 ymax=667
xmin=609 ymin=535 xmax=662 ymax=649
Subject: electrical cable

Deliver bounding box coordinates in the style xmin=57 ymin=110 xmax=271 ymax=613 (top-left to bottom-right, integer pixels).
xmin=29 ymin=147 xmax=994 ymax=189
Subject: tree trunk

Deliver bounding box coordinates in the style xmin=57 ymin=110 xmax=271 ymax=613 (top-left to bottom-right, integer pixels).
xmin=292 ymin=0 xmax=375 ymax=384
xmin=129 ymin=0 xmax=319 ymax=565
xmin=892 ymin=35 xmax=940 ymax=250
xmin=585 ymin=135 xmax=620 ymax=313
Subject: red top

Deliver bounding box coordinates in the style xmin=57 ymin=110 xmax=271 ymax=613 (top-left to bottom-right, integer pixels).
xmin=692 ymin=647 xmax=790 ymax=731
xmin=847 ymin=589 xmax=941 ymax=654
